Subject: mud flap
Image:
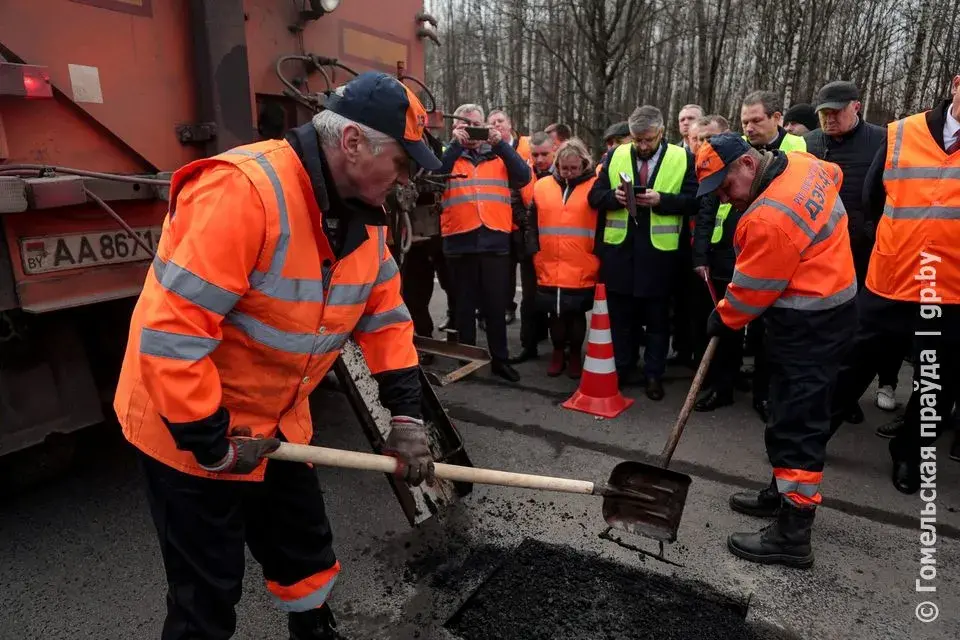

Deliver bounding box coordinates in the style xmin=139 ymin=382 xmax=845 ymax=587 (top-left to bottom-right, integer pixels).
xmin=333 ymin=340 xmax=473 ymax=526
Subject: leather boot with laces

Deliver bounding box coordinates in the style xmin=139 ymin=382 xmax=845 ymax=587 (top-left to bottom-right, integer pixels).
xmin=727 ymin=499 xmax=815 ymax=569
xmin=289 ymin=604 xmax=344 ymax=640
xmin=729 ymin=476 xmax=780 ymax=517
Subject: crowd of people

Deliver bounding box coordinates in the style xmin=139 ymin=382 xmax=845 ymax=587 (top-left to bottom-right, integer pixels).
xmin=398 ymin=75 xmax=959 ymax=568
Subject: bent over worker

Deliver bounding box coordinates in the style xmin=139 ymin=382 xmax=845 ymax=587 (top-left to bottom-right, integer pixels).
xmin=114 ymin=72 xmax=440 ymax=640
xmin=696 ymin=132 xmax=858 ymax=569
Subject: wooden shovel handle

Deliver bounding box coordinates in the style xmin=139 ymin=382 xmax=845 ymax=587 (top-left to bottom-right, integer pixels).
xmin=658 ymin=336 xmax=719 ymax=467
xmin=268 ymin=442 xmax=597 ymax=495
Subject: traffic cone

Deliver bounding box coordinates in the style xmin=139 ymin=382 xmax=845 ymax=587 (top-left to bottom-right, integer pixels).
xmin=561 ymin=284 xmax=634 ymax=418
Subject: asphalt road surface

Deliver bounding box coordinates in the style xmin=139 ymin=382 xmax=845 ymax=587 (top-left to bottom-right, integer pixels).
xmin=1 ymin=288 xmax=958 ymax=640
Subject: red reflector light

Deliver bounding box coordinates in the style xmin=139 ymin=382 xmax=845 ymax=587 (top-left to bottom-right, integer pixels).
xmin=0 ymin=62 xmax=53 ymax=99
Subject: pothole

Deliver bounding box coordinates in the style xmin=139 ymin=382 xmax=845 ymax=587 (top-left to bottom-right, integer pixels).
xmin=445 ymin=538 xmax=792 ymax=640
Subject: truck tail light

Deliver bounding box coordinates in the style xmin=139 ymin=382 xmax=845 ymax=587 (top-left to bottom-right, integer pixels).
xmin=0 ymin=63 xmax=53 ymax=99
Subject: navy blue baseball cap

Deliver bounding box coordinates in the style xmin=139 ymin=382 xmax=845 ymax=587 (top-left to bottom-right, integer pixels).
xmin=695 ymin=132 xmax=751 ymax=196
xmin=324 ymin=72 xmax=441 ymax=171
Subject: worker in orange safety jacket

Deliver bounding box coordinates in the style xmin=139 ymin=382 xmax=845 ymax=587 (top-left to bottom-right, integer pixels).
xmin=528 ymin=138 xmax=599 ymax=378
xmin=114 ymin=72 xmax=441 ymax=640
xmin=695 ymin=132 xmax=858 ymax=569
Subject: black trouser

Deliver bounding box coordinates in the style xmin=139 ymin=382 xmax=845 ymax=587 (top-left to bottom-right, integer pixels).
xmin=694 ymin=278 xmax=744 ymax=396
xmin=829 ymin=290 xmax=959 ymax=459
xmin=447 ymin=252 xmax=511 ymax=362
xmin=766 ymin=302 xmax=857 ymax=504
xmin=748 ymin=319 xmax=769 ymax=402
xmin=876 ymin=339 xmax=909 ymax=388
xmin=515 ymin=256 xmax=546 ymax=350
xmin=140 ymin=452 xmax=338 ymax=640
xmin=671 ymin=266 xmax=695 ymax=359
xmin=549 ymin=311 xmax=587 ymax=351
xmin=399 ymin=238 xmax=438 ymax=337
xmin=607 ymin=292 xmax=670 ymax=379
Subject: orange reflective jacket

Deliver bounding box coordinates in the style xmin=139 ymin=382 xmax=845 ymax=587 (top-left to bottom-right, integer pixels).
xmin=441 ymin=156 xmax=513 ymax=236
xmin=867 ymin=112 xmax=960 ymax=303
xmin=533 ymin=174 xmax=600 ymax=290
xmin=515 ymin=135 xmax=532 ymax=165
xmin=718 ymin=153 xmax=857 ymax=329
xmin=114 ymin=140 xmax=416 ymax=480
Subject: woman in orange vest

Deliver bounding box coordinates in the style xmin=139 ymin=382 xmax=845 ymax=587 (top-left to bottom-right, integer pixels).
xmin=529 ymin=138 xmax=600 ymax=378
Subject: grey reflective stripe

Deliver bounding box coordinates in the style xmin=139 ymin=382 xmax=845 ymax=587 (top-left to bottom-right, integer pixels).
xmin=441 ymin=193 xmax=512 ymax=208
xmin=270 ymin=575 xmax=339 ymax=613
xmin=227 ymin=311 xmax=347 ymax=354
xmin=605 ymin=219 xmax=627 ymax=229
xmin=375 ymin=257 xmax=399 ymax=285
xmin=776 ymin=478 xmax=820 ymax=497
xmin=809 ymin=200 xmax=846 ymax=248
xmin=891 ymin=120 xmax=904 ymax=168
xmin=248 ymin=271 xmax=325 ymax=302
xmin=446 ymin=178 xmax=511 ymax=189
xmin=355 ymin=303 xmax=412 ymax=333
xmin=651 ymin=224 xmax=681 ymax=234
xmin=757 ymin=198 xmax=816 ymax=242
xmin=326 ymin=282 xmax=373 ymax=306
xmin=774 ymin=279 xmax=857 ymax=311
xmin=222 ymin=149 xmax=291 ymax=277
xmin=539 ymin=226 xmax=595 ymax=238
xmin=883 ymin=167 xmax=960 ymax=180
xmin=731 ymin=270 xmax=788 ymax=292
xmin=140 ymin=327 xmax=220 ymax=361
xmin=724 ymin=291 xmax=767 ymax=317
xmin=883 ymin=204 xmax=960 ymax=220
xmin=152 ymin=256 xmax=240 ymax=316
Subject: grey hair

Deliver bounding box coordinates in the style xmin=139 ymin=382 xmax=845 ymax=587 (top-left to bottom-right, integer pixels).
xmin=680 ymin=104 xmax=704 ymax=116
xmin=696 ymin=114 xmax=731 ymax=132
xmin=454 ymin=103 xmax=485 ymax=121
xmin=742 ymin=90 xmax=782 ymax=116
xmin=529 ymin=131 xmax=551 ymax=146
xmin=628 ymin=105 xmax=664 ymax=135
xmin=311 ymin=109 xmax=394 ymax=155
xmin=554 ymin=137 xmax=594 ymax=172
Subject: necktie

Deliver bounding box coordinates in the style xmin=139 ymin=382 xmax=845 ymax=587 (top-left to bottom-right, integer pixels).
xmin=639 ymin=159 xmax=649 ymax=186
xmin=947 ymin=137 xmax=960 ymax=155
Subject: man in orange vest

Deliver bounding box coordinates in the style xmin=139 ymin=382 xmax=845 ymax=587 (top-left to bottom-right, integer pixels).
xmin=830 ymin=74 xmax=960 ymax=492
xmin=114 ymin=72 xmax=440 ymax=639
xmin=696 ymin=132 xmax=858 ymax=569
xmin=437 ymin=104 xmax=532 ymax=382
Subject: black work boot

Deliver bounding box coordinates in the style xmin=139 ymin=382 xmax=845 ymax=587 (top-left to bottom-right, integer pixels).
xmin=727 ymin=499 xmax=815 ymax=569
xmin=289 ymin=604 xmax=344 ymax=640
xmin=729 ymin=476 xmax=780 ymax=518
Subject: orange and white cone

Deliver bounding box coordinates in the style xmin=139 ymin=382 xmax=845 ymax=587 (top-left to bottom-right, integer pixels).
xmin=561 ymin=283 xmax=634 ymax=418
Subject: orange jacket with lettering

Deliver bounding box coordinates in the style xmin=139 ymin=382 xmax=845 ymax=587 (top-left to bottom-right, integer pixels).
xmin=114 ymin=140 xmax=416 ymax=480
xmin=867 ymin=111 xmax=960 ymax=303
xmin=718 ymin=152 xmax=857 ymax=330
xmin=441 ymin=156 xmax=513 ymax=236
xmin=533 ymin=174 xmax=600 ymax=290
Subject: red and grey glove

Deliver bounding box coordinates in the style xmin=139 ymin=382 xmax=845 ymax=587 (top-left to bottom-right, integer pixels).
xmin=198 ymin=436 xmax=281 ymax=475
xmin=383 ymin=416 xmax=435 ymax=486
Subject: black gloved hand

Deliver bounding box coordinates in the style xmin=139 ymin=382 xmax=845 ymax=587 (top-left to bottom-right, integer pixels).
xmin=198 ymin=436 xmax=281 ymax=475
xmin=706 ymin=309 xmax=736 ymax=339
xmin=383 ymin=416 xmax=435 ymax=486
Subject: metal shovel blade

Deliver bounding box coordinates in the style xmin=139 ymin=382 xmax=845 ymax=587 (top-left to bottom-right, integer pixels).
xmin=600 ymin=461 xmax=692 ymax=543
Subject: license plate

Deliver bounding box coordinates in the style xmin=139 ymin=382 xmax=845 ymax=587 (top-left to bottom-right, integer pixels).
xmin=19 ymin=226 xmax=162 ymax=275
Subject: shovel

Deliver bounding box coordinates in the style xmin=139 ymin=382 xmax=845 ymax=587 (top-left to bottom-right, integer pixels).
xmin=267 ymin=442 xmax=689 ymax=537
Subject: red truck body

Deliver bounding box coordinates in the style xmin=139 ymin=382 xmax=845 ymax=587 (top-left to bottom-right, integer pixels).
xmin=0 ymin=0 xmax=434 ymax=455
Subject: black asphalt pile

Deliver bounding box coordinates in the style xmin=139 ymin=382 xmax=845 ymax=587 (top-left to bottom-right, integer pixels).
xmin=446 ymin=538 xmax=782 ymax=640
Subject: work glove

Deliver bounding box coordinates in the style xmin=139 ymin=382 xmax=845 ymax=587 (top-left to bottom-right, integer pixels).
xmin=198 ymin=436 xmax=281 ymax=475
xmin=383 ymin=416 xmax=435 ymax=486
xmin=705 ymin=309 xmax=736 ymax=339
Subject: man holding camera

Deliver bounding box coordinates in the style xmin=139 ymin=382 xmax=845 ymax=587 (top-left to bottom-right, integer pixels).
xmin=588 ymin=105 xmax=698 ymax=400
xmin=437 ymin=103 xmax=532 ymax=382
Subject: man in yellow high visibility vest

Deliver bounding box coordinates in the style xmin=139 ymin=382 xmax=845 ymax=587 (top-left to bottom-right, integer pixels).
xmin=588 ymin=105 xmax=699 ymax=400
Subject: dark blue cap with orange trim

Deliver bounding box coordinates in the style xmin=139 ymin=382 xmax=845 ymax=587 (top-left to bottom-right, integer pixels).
xmin=324 ymin=72 xmax=441 ymax=171
xmin=695 ymin=132 xmax=751 ymax=197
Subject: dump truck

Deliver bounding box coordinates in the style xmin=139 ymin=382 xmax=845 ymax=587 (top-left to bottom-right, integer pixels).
xmin=0 ymin=0 xmax=451 ymax=461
